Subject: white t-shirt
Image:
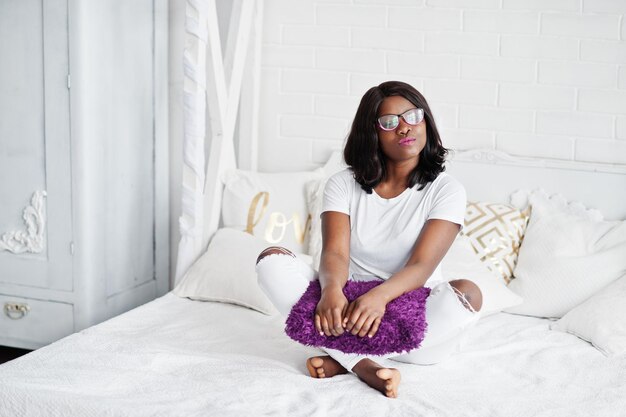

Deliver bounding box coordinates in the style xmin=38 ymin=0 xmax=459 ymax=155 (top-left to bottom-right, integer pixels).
xmin=322 ymin=169 xmax=466 ymax=288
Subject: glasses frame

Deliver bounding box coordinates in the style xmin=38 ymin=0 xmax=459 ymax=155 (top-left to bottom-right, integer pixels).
xmin=376 ymin=108 xmax=425 ymax=131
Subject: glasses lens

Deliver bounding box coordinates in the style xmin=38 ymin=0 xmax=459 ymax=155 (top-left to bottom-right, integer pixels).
xmin=378 ymin=115 xmax=399 ymax=130
xmin=402 ymin=108 xmax=424 ymax=125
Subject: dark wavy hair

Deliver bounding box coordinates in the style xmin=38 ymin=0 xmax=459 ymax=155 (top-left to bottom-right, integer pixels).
xmin=344 ymin=81 xmax=448 ymax=193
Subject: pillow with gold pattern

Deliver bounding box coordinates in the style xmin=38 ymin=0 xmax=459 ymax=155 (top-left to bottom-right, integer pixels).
xmin=221 ymin=168 xmax=324 ymax=254
xmin=461 ymin=201 xmax=530 ymax=284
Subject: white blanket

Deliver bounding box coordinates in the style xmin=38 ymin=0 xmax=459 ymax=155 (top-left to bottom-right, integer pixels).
xmin=1 ymin=293 xmax=624 ymax=417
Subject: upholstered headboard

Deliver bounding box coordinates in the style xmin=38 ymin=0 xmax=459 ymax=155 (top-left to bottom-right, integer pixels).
xmin=176 ymin=147 xmax=626 ymax=283
xmin=322 ymin=148 xmax=626 ymax=221
xmin=445 ymin=149 xmax=626 ymax=221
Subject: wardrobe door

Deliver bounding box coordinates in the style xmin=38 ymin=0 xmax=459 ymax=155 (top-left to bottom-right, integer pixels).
xmin=0 ymin=0 xmax=73 ymax=291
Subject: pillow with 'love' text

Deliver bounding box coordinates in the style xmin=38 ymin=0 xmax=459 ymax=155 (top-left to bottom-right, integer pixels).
xmin=221 ymin=168 xmax=324 ymax=254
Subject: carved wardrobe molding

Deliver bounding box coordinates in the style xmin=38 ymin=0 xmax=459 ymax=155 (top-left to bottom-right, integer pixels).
xmin=0 ymin=190 xmax=47 ymax=254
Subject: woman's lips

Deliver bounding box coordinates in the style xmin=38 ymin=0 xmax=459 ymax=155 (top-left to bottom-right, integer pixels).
xmin=399 ymin=138 xmax=416 ymax=146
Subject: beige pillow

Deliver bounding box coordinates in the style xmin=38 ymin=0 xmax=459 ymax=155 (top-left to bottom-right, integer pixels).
xmin=173 ymin=228 xmax=311 ymax=315
xmin=461 ymin=201 xmax=530 ymax=284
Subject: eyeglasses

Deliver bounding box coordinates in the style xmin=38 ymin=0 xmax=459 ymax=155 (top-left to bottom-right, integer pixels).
xmin=377 ymin=108 xmax=424 ymax=131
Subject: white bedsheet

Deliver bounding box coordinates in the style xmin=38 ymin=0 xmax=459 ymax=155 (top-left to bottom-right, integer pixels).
xmin=1 ymin=293 xmax=624 ymax=417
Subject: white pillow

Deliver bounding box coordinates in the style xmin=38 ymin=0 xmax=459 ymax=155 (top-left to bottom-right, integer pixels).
xmin=510 ymin=189 xmax=604 ymax=222
xmin=441 ymin=235 xmax=523 ymax=316
xmin=305 ymin=177 xmax=326 ymax=270
xmin=551 ymin=274 xmax=626 ymax=357
xmin=221 ymin=168 xmax=323 ymax=253
xmin=173 ymin=228 xmax=312 ymax=315
xmin=505 ymin=192 xmax=626 ymax=318
xmin=305 ymin=150 xmax=347 ymax=269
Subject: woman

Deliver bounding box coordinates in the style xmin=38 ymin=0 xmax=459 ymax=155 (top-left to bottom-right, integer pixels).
xmin=256 ymin=81 xmax=482 ymax=398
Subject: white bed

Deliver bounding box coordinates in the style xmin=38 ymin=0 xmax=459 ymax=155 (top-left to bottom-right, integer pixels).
xmin=1 ymin=149 xmax=625 ymax=416
xmin=1 ymin=292 xmax=624 ymax=417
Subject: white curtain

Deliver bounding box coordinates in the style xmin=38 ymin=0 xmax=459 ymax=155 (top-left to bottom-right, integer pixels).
xmin=175 ymin=0 xmax=261 ymax=283
xmin=175 ymin=0 xmax=208 ymax=282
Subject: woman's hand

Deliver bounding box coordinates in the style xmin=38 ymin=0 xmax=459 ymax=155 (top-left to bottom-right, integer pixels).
xmin=315 ymin=287 xmax=349 ymax=337
xmin=343 ymin=288 xmax=388 ymax=338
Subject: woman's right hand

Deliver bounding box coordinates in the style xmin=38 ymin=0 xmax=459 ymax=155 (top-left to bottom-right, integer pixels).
xmin=314 ymin=287 xmax=349 ymax=337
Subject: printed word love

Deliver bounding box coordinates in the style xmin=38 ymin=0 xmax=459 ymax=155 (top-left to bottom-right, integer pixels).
xmin=245 ymin=191 xmax=311 ymax=244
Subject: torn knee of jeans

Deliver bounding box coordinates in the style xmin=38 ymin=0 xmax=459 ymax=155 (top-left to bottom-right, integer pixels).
xmin=450 ymin=286 xmax=478 ymax=313
xmin=255 ymin=246 xmax=295 ymax=264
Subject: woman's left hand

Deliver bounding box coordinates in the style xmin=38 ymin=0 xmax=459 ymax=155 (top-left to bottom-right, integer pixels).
xmin=343 ymin=289 xmax=388 ymax=338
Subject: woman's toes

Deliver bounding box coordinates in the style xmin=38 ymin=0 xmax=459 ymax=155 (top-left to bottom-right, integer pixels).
xmin=306 ymin=357 xmax=327 ymax=379
xmin=306 ymin=356 xmax=347 ymax=379
xmin=376 ymin=368 xmax=393 ymax=380
xmin=376 ymin=368 xmax=400 ymax=398
xmin=310 ymin=357 xmax=324 ymax=368
xmin=306 ymin=358 xmax=318 ymax=378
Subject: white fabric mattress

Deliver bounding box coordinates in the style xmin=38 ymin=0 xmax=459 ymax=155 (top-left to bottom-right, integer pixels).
xmin=1 ymin=293 xmax=624 ymax=417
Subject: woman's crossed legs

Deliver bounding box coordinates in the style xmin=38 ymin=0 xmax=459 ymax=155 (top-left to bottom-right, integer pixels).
xmin=255 ymin=247 xmax=482 ymax=398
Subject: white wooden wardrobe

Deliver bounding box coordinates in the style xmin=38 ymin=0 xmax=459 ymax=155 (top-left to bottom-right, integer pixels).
xmin=0 ymin=0 xmax=169 ymax=350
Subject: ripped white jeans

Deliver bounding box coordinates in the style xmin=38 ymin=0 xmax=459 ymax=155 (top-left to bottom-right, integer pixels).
xmin=256 ymin=253 xmax=480 ymax=372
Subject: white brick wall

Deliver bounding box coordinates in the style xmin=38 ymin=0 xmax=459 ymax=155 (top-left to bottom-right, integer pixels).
xmin=387 ymin=52 xmax=459 ymax=77
xmin=459 ymin=105 xmax=534 ymax=132
xmin=429 ymin=0 xmax=498 ymax=9
xmin=349 ymin=73 xmax=423 ymax=95
xmin=352 ymin=28 xmax=425 ymax=52
xmin=316 ymin=48 xmax=386 ymax=72
xmin=583 ymin=0 xmax=626 ymax=14
xmin=283 ymin=25 xmax=350 ymax=47
xmin=461 ymin=56 xmax=535 ymax=82
xmin=536 ymin=111 xmax=613 ymax=138
xmin=578 ymin=89 xmax=626 ymax=113
xmin=575 ymin=138 xmax=626 ymax=164
xmin=617 ymin=116 xmax=626 ymax=139
xmin=425 ymin=32 xmax=498 ymax=55
xmin=618 ymin=66 xmax=626 ymax=88
xmin=502 ymin=0 xmax=580 ymax=13
xmin=464 ymin=10 xmax=539 ymax=34
xmin=424 ymin=79 xmax=497 ymax=105
xmin=496 ymin=132 xmax=575 ymax=160
xmin=281 ymin=69 xmax=350 ymax=94
xmin=541 ymin=13 xmax=620 ymax=39
xmin=258 ymin=1 xmax=626 ymax=171
xmin=317 ymin=4 xmax=385 ymax=26
xmin=263 ymin=45 xmax=315 ymax=68
xmin=538 ymin=61 xmax=616 ymax=88
xmin=500 ymin=35 xmax=578 ymax=60
xmin=498 ymin=83 xmax=575 ymax=110
xmin=580 ymin=40 xmax=626 ymax=63
xmin=442 ymin=128 xmax=495 ymax=148
xmin=389 ymin=7 xmax=462 ymax=31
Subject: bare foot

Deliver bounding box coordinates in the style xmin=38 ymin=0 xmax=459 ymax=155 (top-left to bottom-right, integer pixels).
xmin=352 ymin=359 xmax=401 ymax=398
xmin=306 ymin=356 xmax=348 ymax=379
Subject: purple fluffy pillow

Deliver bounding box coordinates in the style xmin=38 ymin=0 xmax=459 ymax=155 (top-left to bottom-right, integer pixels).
xmin=285 ymin=280 xmax=430 ymax=355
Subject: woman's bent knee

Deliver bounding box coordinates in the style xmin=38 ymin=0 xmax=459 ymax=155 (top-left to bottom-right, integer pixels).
xmin=449 ymin=279 xmax=483 ymax=312
xmin=255 ymin=246 xmax=316 ymax=317
xmin=256 ymin=246 xmax=295 ymax=265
